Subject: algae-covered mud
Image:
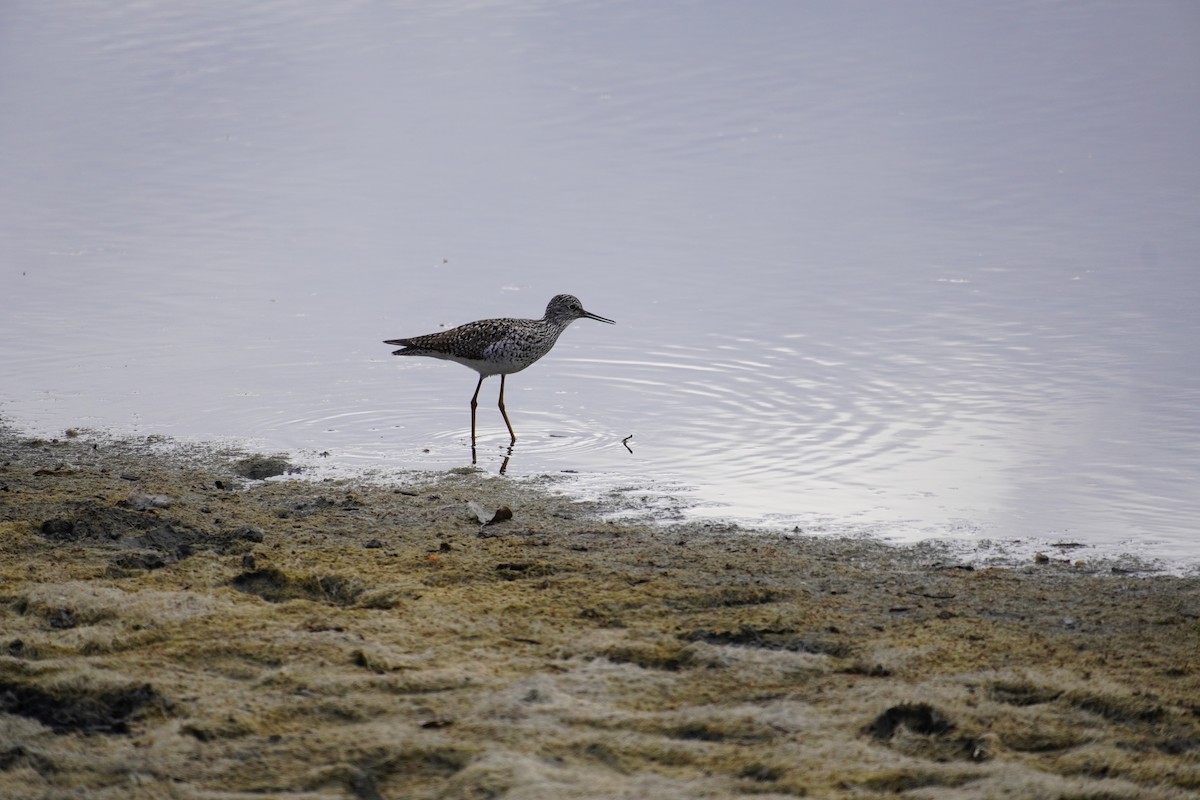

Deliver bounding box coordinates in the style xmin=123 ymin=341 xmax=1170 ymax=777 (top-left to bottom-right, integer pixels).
xmin=1 ymin=426 xmax=1198 ymax=799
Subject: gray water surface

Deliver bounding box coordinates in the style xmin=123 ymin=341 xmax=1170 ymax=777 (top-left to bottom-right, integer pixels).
xmin=3 ymin=1 xmax=1199 ymax=567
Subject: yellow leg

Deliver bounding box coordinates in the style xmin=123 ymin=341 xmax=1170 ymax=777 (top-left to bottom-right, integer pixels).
xmin=498 ymin=374 xmax=517 ymax=443
xmin=469 ymin=374 xmax=484 ymax=448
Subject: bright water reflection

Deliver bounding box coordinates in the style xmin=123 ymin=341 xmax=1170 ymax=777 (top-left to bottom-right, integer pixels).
xmin=2 ymin=1 xmax=1199 ymax=567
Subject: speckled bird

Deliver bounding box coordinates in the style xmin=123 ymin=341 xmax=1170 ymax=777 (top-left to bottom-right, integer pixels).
xmin=384 ymin=294 xmax=614 ymax=445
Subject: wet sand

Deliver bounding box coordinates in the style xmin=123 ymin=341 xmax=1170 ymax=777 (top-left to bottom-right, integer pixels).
xmin=2 ymin=426 xmax=1198 ymax=799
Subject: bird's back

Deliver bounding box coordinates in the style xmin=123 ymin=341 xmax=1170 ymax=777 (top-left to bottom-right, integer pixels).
xmin=386 ymin=316 xmax=563 ymax=377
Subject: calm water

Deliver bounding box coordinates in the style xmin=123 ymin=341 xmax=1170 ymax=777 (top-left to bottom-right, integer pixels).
xmin=3 ymin=1 xmax=1199 ymax=568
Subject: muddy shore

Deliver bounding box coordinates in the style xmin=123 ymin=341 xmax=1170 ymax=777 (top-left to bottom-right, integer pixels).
xmin=1 ymin=425 xmax=1198 ymax=799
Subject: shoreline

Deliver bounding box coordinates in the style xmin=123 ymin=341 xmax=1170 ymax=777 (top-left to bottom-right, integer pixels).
xmin=2 ymin=425 xmax=1199 ymax=798
xmin=9 ymin=419 xmax=1198 ymax=576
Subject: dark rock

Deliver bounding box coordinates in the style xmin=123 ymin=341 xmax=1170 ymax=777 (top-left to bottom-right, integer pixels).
xmin=865 ymin=703 xmax=954 ymax=739
xmin=39 ymin=519 xmax=77 ymax=541
xmin=230 ymin=525 xmax=264 ymax=542
xmin=0 ymin=680 xmax=163 ymax=735
xmin=231 ymin=568 xmax=364 ymax=606
xmin=233 ymin=455 xmax=294 ymax=480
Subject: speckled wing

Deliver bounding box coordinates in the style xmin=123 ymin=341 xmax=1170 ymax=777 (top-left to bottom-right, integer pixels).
xmin=385 ymin=318 xmax=518 ymax=361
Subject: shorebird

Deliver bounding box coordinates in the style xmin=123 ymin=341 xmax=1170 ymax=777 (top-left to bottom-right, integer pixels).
xmin=384 ymin=294 xmax=614 ymax=446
